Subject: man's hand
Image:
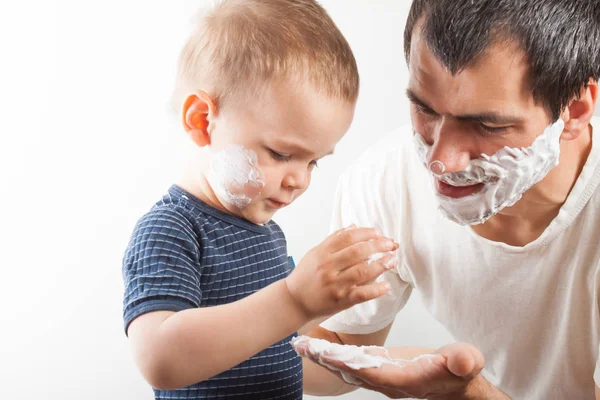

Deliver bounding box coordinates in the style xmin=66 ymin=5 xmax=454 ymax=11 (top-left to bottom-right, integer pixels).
xmin=300 ymin=341 xmax=509 ymax=399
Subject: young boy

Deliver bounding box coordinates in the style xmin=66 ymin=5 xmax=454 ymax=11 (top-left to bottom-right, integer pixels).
xmin=122 ymin=1 xmax=399 ymax=399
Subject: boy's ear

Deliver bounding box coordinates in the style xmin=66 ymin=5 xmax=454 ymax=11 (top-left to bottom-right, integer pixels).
xmin=560 ymin=80 xmax=598 ymax=141
xmin=182 ymin=91 xmax=218 ymax=147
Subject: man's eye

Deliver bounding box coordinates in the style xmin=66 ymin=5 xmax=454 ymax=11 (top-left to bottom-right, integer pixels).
xmin=479 ymin=124 xmax=509 ymax=134
xmin=415 ymin=105 xmax=437 ymax=116
xmin=309 ymin=160 xmax=319 ymax=168
xmin=268 ymin=149 xmax=291 ymax=162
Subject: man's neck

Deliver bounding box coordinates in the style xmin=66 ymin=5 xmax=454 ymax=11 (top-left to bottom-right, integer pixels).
xmin=471 ymin=123 xmax=593 ymax=247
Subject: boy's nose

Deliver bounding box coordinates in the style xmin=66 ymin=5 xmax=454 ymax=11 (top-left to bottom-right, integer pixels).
xmin=282 ymin=169 xmax=309 ymax=190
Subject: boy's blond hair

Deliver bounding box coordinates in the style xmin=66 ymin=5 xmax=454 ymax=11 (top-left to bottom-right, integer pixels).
xmin=174 ymin=0 xmax=359 ymax=111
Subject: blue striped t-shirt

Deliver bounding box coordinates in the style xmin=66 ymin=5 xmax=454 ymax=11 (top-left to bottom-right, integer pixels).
xmin=122 ymin=185 xmax=302 ymax=400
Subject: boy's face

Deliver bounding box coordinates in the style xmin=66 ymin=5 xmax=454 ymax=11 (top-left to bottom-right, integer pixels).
xmin=204 ymin=81 xmax=355 ymax=224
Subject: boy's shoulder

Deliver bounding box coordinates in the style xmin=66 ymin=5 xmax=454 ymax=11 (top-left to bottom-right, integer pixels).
xmin=134 ymin=185 xmax=285 ymax=243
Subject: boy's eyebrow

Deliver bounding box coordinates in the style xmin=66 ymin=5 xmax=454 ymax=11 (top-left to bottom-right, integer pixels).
xmin=274 ymin=141 xmax=334 ymax=157
xmin=405 ymin=88 xmax=524 ymax=125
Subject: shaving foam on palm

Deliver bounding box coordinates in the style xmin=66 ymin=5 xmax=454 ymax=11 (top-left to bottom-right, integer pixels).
xmin=207 ymin=145 xmax=266 ymax=208
xmin=291 ymin=335 xmax=436 ymax=385
xmin=413 ymin=119 xmax=564 ymax=225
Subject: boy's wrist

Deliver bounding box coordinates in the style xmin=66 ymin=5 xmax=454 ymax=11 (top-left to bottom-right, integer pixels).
xmin=281 ymin=278 xmax=313 ymax=325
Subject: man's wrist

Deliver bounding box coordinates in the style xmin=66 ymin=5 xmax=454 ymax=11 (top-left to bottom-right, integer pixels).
xmin=460 ymin=374 xmax=511 ymax=400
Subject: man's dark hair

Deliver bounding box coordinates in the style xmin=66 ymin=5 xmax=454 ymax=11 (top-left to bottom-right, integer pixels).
xmin=404 ymin=0 xmax=600 ymax=121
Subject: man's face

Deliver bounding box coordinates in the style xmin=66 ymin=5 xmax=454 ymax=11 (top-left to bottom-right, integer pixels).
xmin=407 ymin=27 xmax=554 ymax=200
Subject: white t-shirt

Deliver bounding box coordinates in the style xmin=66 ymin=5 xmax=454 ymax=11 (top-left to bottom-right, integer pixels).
xmin=321 ymin=118 xmax=600 ymax=399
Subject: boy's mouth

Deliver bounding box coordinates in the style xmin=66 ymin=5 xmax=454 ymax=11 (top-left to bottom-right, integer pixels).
xmin=266 ymin=198 xmax=289 ymax=209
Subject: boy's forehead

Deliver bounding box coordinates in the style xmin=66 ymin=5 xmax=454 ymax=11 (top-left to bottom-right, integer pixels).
xmin=237 ymin=79 xmax=354 ymax=151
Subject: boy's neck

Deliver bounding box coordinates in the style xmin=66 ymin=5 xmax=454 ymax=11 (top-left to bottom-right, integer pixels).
xmin=178 ymin=163 xmax=231 ymax=216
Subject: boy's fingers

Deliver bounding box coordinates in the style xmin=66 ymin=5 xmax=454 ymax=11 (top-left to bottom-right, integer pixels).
xmin=338 ymin=254 xmax=398 ymax=286
xmin=346 ymin=281 xmax=391 ymax=305
xmin=332 ymin=224 xmax=356 ymax=235
xmin=324 ymin=226 xmax=382 ymax=254
xmin=333 ymin=239 xmax=399 ymax=271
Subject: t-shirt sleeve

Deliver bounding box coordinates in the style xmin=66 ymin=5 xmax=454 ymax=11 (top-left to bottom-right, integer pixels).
xmin=122 ymin=206 xmax=202 ymax=335
xmin=320 ymin=161 xmax=413 ymax=335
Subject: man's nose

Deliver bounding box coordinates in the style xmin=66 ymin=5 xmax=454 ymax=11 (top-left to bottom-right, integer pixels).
xmin=426 ymin=119 xmax=472 ymax=174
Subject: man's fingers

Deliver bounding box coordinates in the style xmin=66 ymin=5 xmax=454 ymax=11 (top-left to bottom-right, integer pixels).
xmin=436 ymin=343 xmax=485 ymax=378
xmin=321 ymin=353 xmax=446 ymax=388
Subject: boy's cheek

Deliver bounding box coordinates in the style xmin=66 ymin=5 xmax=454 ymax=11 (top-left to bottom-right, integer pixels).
xmin=207 ymin=145 xmax=267 ymax=208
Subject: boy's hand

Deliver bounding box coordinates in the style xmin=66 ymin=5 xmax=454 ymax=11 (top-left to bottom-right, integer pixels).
xmin=284 ymin=225 xmax=399 ymax=320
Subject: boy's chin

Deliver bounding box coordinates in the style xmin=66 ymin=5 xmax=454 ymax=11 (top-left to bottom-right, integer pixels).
xmin=239 ymin=207 xmax=276 ymax=226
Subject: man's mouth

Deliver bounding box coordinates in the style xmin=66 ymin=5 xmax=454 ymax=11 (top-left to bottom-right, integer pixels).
xmin=435 ymin=179 xmax=485 ymax=198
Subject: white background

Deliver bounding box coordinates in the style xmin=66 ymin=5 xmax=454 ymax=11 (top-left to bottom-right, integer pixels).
xmin=1 ymin=1 xmax=599 ymax=399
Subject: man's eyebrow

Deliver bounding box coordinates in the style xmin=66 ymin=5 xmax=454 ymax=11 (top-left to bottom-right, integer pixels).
xmin=406 ymin=88 xmax=436 ymax=112
xmin=455 ymin=112 xmax=524 ymax=125
xmin=405 ymin=88 xmax=524 ymax=125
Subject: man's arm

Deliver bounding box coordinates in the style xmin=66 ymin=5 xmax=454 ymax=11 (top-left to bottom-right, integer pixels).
xmin=595 ymin=384 xmax=600 ymax=399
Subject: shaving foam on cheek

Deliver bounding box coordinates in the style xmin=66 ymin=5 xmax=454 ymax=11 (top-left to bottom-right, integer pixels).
xmin=413 ymin=119 xmax=565 ymax=225
xmin=207 ymin=145 xmax=266 ymax=208
xmin=291 ymin=336 xmax=437 ymax=386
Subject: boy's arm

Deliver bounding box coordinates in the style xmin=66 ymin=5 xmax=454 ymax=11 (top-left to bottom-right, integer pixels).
xmin=128 ymin=279 xmax=305 ymax=390
xmin=127 ymin=226 xmax=397 ymax=390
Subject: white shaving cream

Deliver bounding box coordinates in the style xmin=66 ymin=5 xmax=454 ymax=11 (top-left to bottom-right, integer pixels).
xmin=368 ymin=251 xmax=399 ymax=269
xmin=207 ymin=145 xmax=266 ymax=208
xmin=291 ymin=335 xmax=436 ymax=385
xmin=413 ymin=119 xmax=564 ymax=225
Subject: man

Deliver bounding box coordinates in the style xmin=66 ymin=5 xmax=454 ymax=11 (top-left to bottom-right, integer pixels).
xmin=301 ymin=0 xmax=600 ymax=399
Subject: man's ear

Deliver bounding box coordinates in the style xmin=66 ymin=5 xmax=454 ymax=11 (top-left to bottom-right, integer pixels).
xmin=560 ymin=80 xmax=598 ymax=141
xmin=182 ymin=91 xmax=218 ymax=147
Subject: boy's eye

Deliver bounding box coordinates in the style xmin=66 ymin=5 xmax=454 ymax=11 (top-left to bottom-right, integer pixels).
xmin=310 ymin=160 xmax=319 ymax=168
xmin=268 ymin=149 xmax=291 ymax=162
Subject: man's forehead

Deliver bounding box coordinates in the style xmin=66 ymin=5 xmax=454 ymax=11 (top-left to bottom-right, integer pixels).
xmin=408 ymin=31 xmax=534 ymax=113
xmin=410 ymin=25 xmax=529 ymax=77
